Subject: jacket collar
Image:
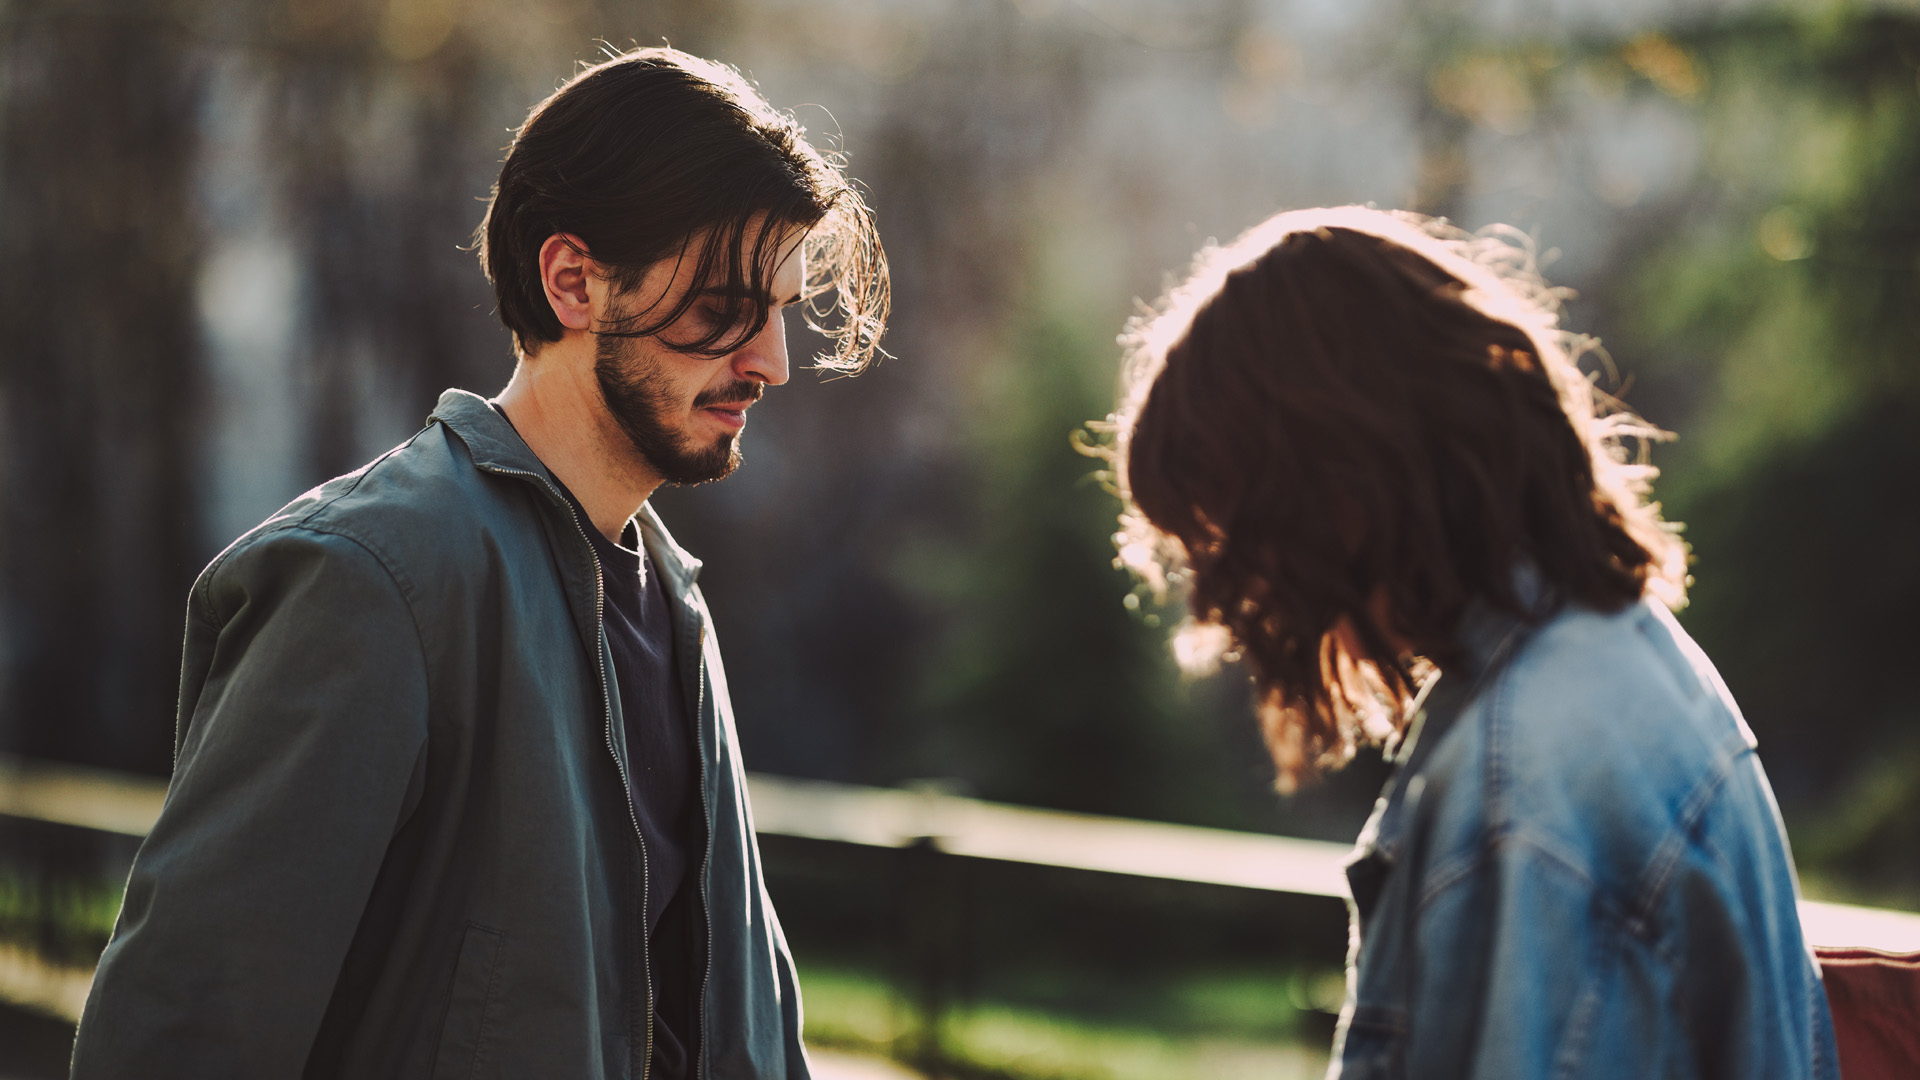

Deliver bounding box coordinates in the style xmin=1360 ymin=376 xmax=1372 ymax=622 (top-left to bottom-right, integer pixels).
xmin=429 ymin=388 xmax=705 ymax=586
xmin=636 ymin=503 xmax=703 ymax=594
xmin=1345 ymin=571 xmax=1541 ymax=877
xmin=1379 ymin=561 xmax=1551 ymax=769
xmin=1454 ymin=560 xmax=1551 ymax=682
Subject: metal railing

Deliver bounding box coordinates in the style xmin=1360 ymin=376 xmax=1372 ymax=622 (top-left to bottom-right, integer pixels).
xmin=4 ymin=754 xmax=1919 ymax=1027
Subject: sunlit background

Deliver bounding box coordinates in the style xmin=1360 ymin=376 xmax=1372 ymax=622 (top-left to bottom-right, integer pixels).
xmin=1 ymin=0 xmax=1916 ymax=1076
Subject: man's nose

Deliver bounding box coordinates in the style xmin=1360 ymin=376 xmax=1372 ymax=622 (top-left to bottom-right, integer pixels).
xmin=735 ymin=309 xmax=791 ymax=387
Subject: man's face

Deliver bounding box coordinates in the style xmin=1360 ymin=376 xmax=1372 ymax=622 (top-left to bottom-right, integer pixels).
xmin=592 ymin=225 xmax=805 ymax=486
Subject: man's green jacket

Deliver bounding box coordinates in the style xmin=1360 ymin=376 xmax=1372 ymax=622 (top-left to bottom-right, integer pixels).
xmin=72 ymin=390 xmax=810 ymax=1079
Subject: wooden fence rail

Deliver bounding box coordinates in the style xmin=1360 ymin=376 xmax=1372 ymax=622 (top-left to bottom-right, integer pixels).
xmin=4 ymin=754 xmax=1918 ymax=1025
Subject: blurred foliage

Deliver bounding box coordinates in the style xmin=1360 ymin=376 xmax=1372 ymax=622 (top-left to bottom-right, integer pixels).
xmin=1625 ymin=10 xmax=1920 ymax=493
xmin=894 ymin=302 xmax=1230 ymax=823
xmin=798 ymin=962 xmax=1331 ymax=1080
xmin=0 ymin=867 xmax=119 ymax=971
xmin=880 ymin=284 xmax=1396 ymax=835
xmin=1592 ymin=8 xmax=1920 ymax=902
xmin=0 ymin=821 xmax=138 ymax=971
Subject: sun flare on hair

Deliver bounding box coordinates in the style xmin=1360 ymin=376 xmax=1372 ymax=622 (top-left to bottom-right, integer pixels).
xmin=1098 ymin=205 xmax=1689 ymax=789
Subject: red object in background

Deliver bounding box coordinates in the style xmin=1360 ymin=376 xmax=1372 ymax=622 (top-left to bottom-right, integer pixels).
xmin=1816 ymin=947 xmax=1920 ymax=1080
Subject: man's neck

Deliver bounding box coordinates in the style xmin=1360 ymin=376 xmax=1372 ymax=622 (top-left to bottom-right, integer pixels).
xmin=495 ymin=337 xmax=663 ymax=543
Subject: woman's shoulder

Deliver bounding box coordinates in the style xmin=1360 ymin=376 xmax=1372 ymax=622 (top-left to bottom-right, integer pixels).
xmin=1428 ymin=598 xmax=1760 ymax=884
xmin=1498 ymin=597 xmax=1755 ymax=772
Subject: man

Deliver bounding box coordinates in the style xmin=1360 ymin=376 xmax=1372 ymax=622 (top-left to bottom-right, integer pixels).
xmin=1109 ymin=206 xmax=1835 ymax=1077
xmin=72 ymin=48 xmax=886 ymax=1079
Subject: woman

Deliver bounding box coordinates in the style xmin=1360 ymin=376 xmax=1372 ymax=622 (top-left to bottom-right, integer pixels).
xmin=1109 ymin=206 xmax=1837 ymax=1078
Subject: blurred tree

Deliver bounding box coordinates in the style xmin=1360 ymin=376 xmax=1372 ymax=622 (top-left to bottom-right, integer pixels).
xmin=0 ymin=3 xmax=205 ymax=772
xmin=0 ymin=0 xmax=737 ymax=775
xmin=897 ymin=303 xmax=1233 ymax=825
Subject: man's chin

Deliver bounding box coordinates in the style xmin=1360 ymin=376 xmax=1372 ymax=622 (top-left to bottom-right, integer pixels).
xmin=655 ymin=437 xmax=742 ymax=486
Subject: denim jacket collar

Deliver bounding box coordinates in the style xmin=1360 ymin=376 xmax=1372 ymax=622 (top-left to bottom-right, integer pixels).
xmin=1346 ymin=571 xmax=1544 ymax=878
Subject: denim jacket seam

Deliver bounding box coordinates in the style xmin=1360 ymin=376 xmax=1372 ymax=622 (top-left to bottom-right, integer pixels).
xmin=1626 ymin=747 xmax=1741 ymax=933
xmin=1415 ymin=827 xmax=1602 ymax=916
xmin=1365 ymin=623 xmax=1529 ymax=866
xmin=1810 ymin=974 xmax=1838 ymax=1080
xmin=1405 ymin=834 xmax=1638 ymax=1079
xmin=1418 ymin=846 xmax=1485 ymax=908
xmin=1482 ymin=661 xmax=1519 ymax=837
xmin=1474 ymin=641 xmax=1536 ymax=837
xmin=1348 ymin=1001 xmax=1411 ymax=1034
xmin=1547 ymin=920 xmax=1629 ymax=1080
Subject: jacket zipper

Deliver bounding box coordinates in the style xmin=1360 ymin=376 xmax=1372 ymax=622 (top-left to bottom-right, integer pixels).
xmin=692 ymin=622 xmax=712 ymax=1080
xmin=481 ymin=464 xmax=655 ymax=1080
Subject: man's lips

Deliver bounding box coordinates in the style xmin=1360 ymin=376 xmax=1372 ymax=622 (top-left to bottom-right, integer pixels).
xmin=694 ymin=380 xmax=763 ymax=431
xmin=701 ymin=402 xmax=752 ymax=429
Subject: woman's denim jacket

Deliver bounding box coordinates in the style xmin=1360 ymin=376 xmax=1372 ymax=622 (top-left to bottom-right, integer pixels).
xmin=1331 ymin=593 xmax=1839 ymax=1079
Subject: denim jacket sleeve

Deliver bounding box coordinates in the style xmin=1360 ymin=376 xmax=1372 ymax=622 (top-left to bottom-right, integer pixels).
xmin=73 ymin=524 xmax=432 ymax=1078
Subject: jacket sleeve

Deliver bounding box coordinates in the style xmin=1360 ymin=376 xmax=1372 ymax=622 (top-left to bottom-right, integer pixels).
xmin=72 ymin=525 xmax=431 ymax=1078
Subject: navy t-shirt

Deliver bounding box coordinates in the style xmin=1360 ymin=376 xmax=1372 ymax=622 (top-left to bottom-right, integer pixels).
xmin=500 ymin=416 xmax=703 ymax=1077
xmin=561 ymin=482 xmax=704 ymax=1078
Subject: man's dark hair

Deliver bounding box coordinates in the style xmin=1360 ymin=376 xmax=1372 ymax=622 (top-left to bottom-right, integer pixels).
xmin=1109 ymin=207 xmax=1688 ymax=788
xmin=478 ymin=47 xmax=887 ymax=371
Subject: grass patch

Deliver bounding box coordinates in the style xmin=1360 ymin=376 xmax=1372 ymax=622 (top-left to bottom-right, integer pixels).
xmin=796 ymin=959 xmax=1333 ymax=1080
xmin=0 ymin=866 xmax=122 ymax=969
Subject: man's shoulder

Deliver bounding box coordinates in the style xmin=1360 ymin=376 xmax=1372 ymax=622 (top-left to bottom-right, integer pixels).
xmin=205 ymin=418 xmax=542 ymax=599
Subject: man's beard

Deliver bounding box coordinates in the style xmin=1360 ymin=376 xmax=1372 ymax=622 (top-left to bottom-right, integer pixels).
xmin=594 ymin=334 xmax=759 ymax=486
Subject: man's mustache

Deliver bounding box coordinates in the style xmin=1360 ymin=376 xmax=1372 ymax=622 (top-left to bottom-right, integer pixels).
xmin=692 ymin=380 xmax=764 ymax=408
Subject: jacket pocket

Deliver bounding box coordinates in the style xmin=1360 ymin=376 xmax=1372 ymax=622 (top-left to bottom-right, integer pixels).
xmin=431 ymin=923 xmax=508 ymax=1080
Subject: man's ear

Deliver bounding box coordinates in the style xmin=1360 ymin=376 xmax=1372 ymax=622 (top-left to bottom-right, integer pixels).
xmin=538 ymin=233 xmax=594 ymax=332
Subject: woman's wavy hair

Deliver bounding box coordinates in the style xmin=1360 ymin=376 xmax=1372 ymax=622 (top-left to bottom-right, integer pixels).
xmin=1107 ymin=206 xmax=1688 ymax=789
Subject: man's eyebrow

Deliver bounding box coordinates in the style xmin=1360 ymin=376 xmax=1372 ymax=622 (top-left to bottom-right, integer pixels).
xmin=698 ymin=284 xmax=803 ymax=307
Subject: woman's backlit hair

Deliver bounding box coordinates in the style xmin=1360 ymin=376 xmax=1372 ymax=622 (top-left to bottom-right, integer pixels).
xmin=1107 ymin=206 xmax=1688 ymax=790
